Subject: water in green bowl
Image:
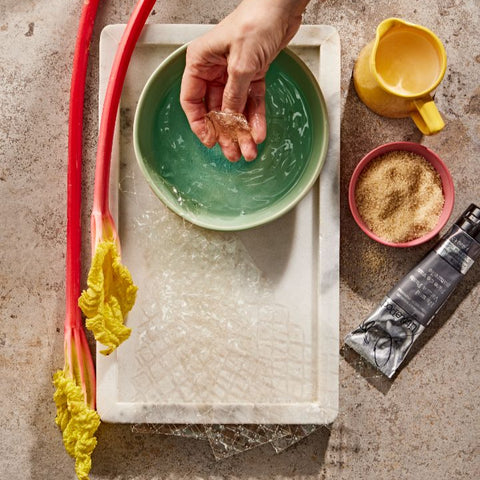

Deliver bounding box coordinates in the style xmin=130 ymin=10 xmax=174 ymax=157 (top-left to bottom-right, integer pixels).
xmin=147 ymin=61 xmax=313 ymax=219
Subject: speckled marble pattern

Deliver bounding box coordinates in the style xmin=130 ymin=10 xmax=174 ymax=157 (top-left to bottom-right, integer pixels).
xmin=1 ymin=1 xmax=479 ymax=479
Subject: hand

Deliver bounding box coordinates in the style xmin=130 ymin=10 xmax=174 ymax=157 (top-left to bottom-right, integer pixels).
xmin=180 ymin=0 xmax=309 ymax=162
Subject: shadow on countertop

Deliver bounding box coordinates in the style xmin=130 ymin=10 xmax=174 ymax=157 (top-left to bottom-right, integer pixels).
xmin=341 ymin=260 xmax=480 ymax=394
xmin=338 ymin=76 xmax=480 ymax=393
xmin=339 ymin=76 xmax=426 ymax=305
xmin=89 ymin=422 xmax=332 ymax=479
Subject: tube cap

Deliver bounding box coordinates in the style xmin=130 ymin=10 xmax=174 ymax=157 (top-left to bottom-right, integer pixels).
xmin=455 ymin=204 xmax=480 ymax=242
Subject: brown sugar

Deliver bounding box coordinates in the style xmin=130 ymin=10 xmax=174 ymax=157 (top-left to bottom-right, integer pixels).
xmin=354 ymin=150 xmax=445 ymax=243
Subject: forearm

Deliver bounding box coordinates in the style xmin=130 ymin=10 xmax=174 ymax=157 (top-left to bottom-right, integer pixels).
xmin=237 ymin=0 xmax=310 ymax=18
xmin=218 ymin=0 xmax=310 ymax=54
xmin=270 ymin=0 xmax=311 ymax=16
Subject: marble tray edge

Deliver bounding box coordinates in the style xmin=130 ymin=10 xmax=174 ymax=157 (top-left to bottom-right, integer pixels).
xmin=96 ymin=23 xmax=341 ymax=425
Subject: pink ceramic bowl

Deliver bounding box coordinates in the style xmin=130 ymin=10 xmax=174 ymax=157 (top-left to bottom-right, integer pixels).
xmin=348 ymin=142 xmax=455 ymax=247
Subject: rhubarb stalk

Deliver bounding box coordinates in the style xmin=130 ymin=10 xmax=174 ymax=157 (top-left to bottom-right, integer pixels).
xmin=53 ymin=1 xmax=101 ymax=479
xmin=79 ymin=0 xmax=156 ymax=354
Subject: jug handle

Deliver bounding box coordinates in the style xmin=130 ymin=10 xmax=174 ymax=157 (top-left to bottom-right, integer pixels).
xmin=411 ymin=97 xmax=445 ymax=135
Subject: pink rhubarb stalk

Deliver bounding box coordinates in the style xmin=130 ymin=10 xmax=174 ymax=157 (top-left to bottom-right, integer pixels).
xmin=64 ymin=0 xmax=100 ymax=409
xmin=64 ymin=0 xmax=99 ymax=409
xmin=79 ymin=0 xmax=155 ymax=355
xmin=91 ymin=0 xmax=157 ymax=251
xmin=53 ymin=1 xmax=101 ymax=479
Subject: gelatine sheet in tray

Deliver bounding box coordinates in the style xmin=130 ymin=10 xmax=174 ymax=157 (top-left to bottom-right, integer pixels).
xmin=97 ymin=24 xmax=340 ymax=426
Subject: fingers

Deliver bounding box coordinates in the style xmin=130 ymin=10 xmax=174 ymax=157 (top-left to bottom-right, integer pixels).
xmin=180 ymin=44 xmax=266 ymax=162
xmin=206 ymin=81 xmax=260 ymax=162
xmin=219 ymin=139 xmax=243 ymax=162
xmin=225 ymin=79 xmax=265 ymax=161
xmin=222 ymin=61 xmax=256 ymax=114
xmin=205 ymin=83 xmax=223 ymax=112
xmin=180 ymin=44 xmax=216 ymax=148
xmin=236 ymin=130 xmax=258 ymax=161
xmin=246 ymin=79 xmax=267 ymax=144
xmin=220 ymin=74 xmax=265 ymax=161
xmin=217 ymin=132 xmax=257 ymax=162
xmin=180 ymin=57 xmax=216 ymax=148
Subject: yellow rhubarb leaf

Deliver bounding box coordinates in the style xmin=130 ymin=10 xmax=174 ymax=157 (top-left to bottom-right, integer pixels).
xmin=53 ymin=370 xmax=101 ymax=480
xmin=79 ymin=240 xmax=137 ymax=355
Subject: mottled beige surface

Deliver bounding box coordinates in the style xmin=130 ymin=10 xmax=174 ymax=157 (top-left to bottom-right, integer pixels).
xmin=1 ymin=0 xmax=479 ymax=479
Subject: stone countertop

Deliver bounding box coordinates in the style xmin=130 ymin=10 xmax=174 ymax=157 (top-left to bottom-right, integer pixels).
xmin=1 ymin=0 xmax=479 ymax=479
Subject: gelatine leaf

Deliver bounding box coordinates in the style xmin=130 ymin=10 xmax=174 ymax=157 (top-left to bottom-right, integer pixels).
xmin=205 ymin=110 xmax=251 ymax=142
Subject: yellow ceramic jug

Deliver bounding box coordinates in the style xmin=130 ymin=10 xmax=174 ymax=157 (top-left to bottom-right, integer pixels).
xmin=353 ymin=18 xmax=447 ymax=135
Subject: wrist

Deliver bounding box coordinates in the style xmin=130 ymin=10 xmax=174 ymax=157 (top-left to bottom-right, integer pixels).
xmin=275 ymin=0 xmax=310 ymax=16
xmin=235 ymin=0 xmax=308 ymax=38
xmin=239 ymin=0 xmax=309 ymax=19
xmin=255 ymin=0 xmax=310 ymax=17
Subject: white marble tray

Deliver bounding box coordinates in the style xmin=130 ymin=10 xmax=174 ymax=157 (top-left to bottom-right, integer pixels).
xmin=96 ymin=24 xmax=340 ymax=424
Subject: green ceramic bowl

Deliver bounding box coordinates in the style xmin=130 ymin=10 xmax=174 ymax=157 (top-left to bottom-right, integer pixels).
xmin=133 ymin=44 xmax=329 ymax=231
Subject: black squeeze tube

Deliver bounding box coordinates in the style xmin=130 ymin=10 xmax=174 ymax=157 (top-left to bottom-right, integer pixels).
xmin=345 ymin=204 xmax=480 ymax=378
